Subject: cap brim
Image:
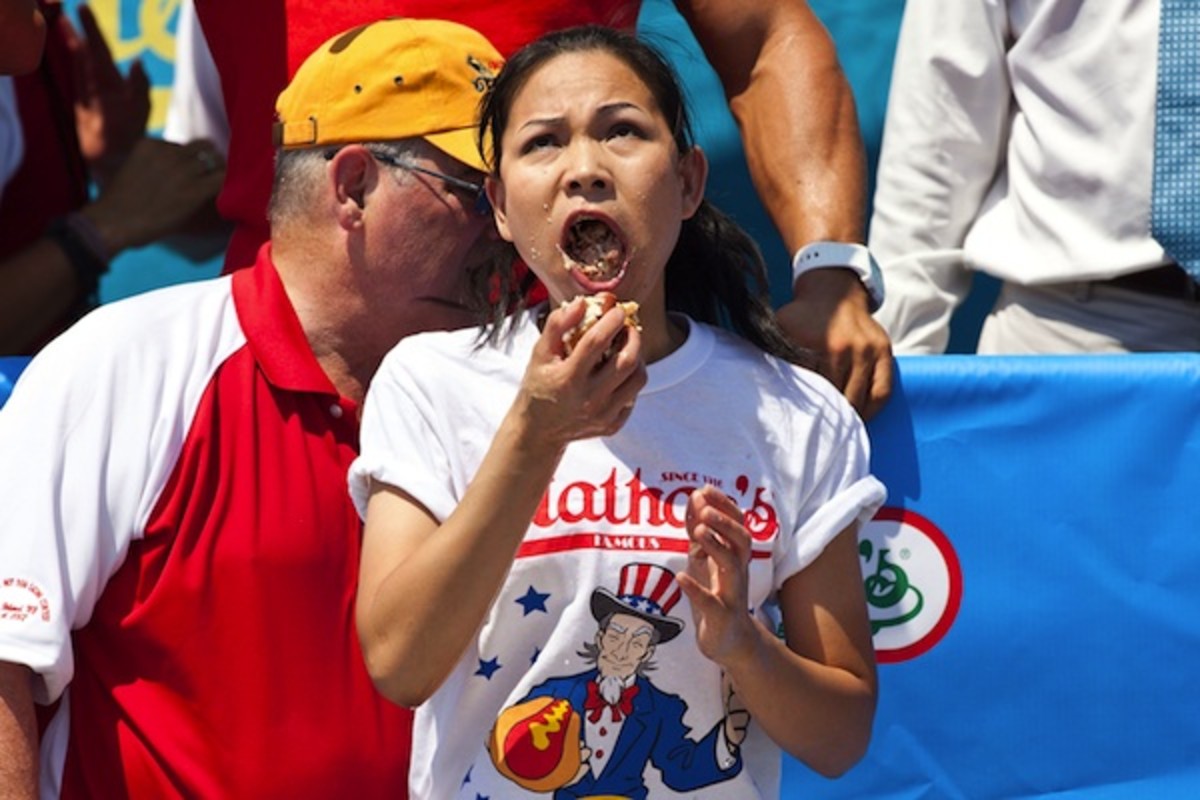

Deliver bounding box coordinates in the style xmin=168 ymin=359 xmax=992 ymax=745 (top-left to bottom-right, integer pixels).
xmin=424 ymin=127 xmax=488 ymax=173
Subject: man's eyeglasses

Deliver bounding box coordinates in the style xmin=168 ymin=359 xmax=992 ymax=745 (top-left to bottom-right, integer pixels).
xmin=324 ymin=147 xmax=491 ymax=216
xmin=370 ymin=149 xmax=491 ymax=216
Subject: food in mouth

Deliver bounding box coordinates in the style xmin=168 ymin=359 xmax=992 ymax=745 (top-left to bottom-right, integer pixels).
xmin=561 ymin=291 xmax=641 ymax=356
xmin=562 ymin=218 xmax=625 ymax=281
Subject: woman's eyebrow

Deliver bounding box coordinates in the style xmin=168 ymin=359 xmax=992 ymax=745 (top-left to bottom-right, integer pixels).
xmin=517 ymin=115 xmax=565 ymax=133
xmin=597 ymin=101 xmax=642 ymax=115
xmin=515 ymin=101 xmax=647 ymax=133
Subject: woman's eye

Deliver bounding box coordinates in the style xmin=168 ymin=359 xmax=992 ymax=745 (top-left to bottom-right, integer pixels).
xmin=524 ymin=133 xmax=557 ymax=152
xmin=608 ymin=123 xmax=639 ymax=140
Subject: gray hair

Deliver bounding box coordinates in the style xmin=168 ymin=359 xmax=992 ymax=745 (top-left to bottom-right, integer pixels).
xmin=267 ymin=140 xmax=423 ymax=227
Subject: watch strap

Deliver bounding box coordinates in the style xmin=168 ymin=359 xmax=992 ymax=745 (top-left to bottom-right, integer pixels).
xmin=791 ymin=241 xmax=885 ymax=312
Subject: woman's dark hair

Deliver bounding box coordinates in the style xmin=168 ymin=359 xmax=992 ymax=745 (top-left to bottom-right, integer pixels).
xmin=474 ymin=25 xmax=812 ymax=367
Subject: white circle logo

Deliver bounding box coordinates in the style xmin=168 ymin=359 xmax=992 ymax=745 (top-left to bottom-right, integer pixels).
xmin=859 ymin=507 xmax=962 ymax=663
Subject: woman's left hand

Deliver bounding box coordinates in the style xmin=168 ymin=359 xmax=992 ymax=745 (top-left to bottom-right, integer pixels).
xmin=677 ymin=485 xmax=756 ymax=666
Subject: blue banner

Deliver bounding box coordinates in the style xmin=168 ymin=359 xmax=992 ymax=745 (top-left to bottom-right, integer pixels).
xmin=0 ymin=357 xmax=26 ymax=407
xmin=786 ymin=353 xmax=1200 ymax=798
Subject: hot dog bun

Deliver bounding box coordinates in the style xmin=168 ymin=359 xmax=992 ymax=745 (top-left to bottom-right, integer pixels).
xmin=561 ymin=292 xmax=640 ymax=356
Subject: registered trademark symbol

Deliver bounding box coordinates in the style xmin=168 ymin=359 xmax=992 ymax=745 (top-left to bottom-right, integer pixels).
xmin=900 ymin=548 xmax=911 ymax=560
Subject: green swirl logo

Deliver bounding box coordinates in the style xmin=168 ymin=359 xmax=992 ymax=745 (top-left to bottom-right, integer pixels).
xmin=859 ymin=507 xmax=962 ymax=663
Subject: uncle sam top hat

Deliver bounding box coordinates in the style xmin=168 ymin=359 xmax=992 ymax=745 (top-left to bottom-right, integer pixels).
xmin=590 ymin=562 xmax=685 ymax=644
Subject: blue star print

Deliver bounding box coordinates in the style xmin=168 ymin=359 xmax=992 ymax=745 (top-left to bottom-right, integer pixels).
xmin=475 ymin=656 xmax=501 ymax=680
xmin=515 ymin=585 xmax=550 ymax=615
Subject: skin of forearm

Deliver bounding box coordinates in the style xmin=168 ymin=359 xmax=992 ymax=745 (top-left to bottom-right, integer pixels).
xmin=0 ymin=190 xmax=149 ymax=352
xmin=718 ymin=616 xmax=876 ymax=777
xmin=683 ymin=2 xmax=867 ymax=250
xmin=79 ymin=197 xmax=143 ymax=256
xmin=0 ymin=662 xmax=38 ymax=799
xmin=730 ymin=26 xmax=867 ymax=251
xmin=360 ymin=408 xmax=566 ymax=707
xmin=0 ymin=239 xmax=84 ymax=352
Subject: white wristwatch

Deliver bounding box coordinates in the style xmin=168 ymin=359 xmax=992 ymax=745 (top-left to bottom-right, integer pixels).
xmin=791 ymin=241 xmax=885 ymax=312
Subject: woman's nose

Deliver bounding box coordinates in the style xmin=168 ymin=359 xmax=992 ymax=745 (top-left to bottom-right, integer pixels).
xmin=563 ymin=140 xmax=609 ymax=194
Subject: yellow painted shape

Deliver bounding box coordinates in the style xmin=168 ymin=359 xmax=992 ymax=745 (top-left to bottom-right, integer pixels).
xmin=87 ymin=0 xmax=179 ymax=63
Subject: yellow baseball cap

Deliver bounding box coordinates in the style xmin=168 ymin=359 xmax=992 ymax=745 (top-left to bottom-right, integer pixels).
xmin=274 ymin=18 xmax=503 ymax=171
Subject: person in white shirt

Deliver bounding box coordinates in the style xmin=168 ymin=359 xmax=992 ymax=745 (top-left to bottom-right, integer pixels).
xmin=869 ymin=0 xmax=1200 ymax=355
xmin=352 ymin=25 xmax=883 ymax=799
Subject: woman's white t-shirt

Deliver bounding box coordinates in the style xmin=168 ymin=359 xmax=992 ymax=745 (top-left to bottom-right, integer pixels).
xmin=351 ymin=311 xmax=885 ymax=799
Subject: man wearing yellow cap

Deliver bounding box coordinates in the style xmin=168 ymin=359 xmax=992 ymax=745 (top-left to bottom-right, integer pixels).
xmin=0 ymin=19 xmax=502 ymax=798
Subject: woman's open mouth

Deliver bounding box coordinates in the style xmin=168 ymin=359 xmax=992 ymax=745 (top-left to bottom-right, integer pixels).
xmin=559 ymin=215 xmax=627 ymax=287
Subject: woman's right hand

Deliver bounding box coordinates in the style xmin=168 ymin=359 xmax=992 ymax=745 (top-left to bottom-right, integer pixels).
xmin=511 ymin=297 xmax=647 ymax=450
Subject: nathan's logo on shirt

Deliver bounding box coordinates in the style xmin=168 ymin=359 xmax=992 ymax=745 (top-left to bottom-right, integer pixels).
xmin=734 ymin=474 xmax=780 ymax=542
xmin=522 ymin=469 xmax=779 ymax=560
xmin=858 ymin=507 xmax=962 ymax=663
xmin=0 ymin=577 xmax=51 ymax=623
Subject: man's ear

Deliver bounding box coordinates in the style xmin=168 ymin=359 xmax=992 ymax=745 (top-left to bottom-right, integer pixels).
xmin=485 ymin=175 xmax=515 ymax=243
xmin=329 ymin=146 xmax=374 ymax=230
xmin=678 ymin=145 xmax=708 ymax=221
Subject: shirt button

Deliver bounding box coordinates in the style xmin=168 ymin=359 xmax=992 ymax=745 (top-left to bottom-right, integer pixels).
xmin=329 ymin=404 xmax=344 ymax=418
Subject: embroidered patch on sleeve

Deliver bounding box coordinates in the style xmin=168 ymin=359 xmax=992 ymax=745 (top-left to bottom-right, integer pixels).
xmin=0 ymin=577 xmax=51 ymax=623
